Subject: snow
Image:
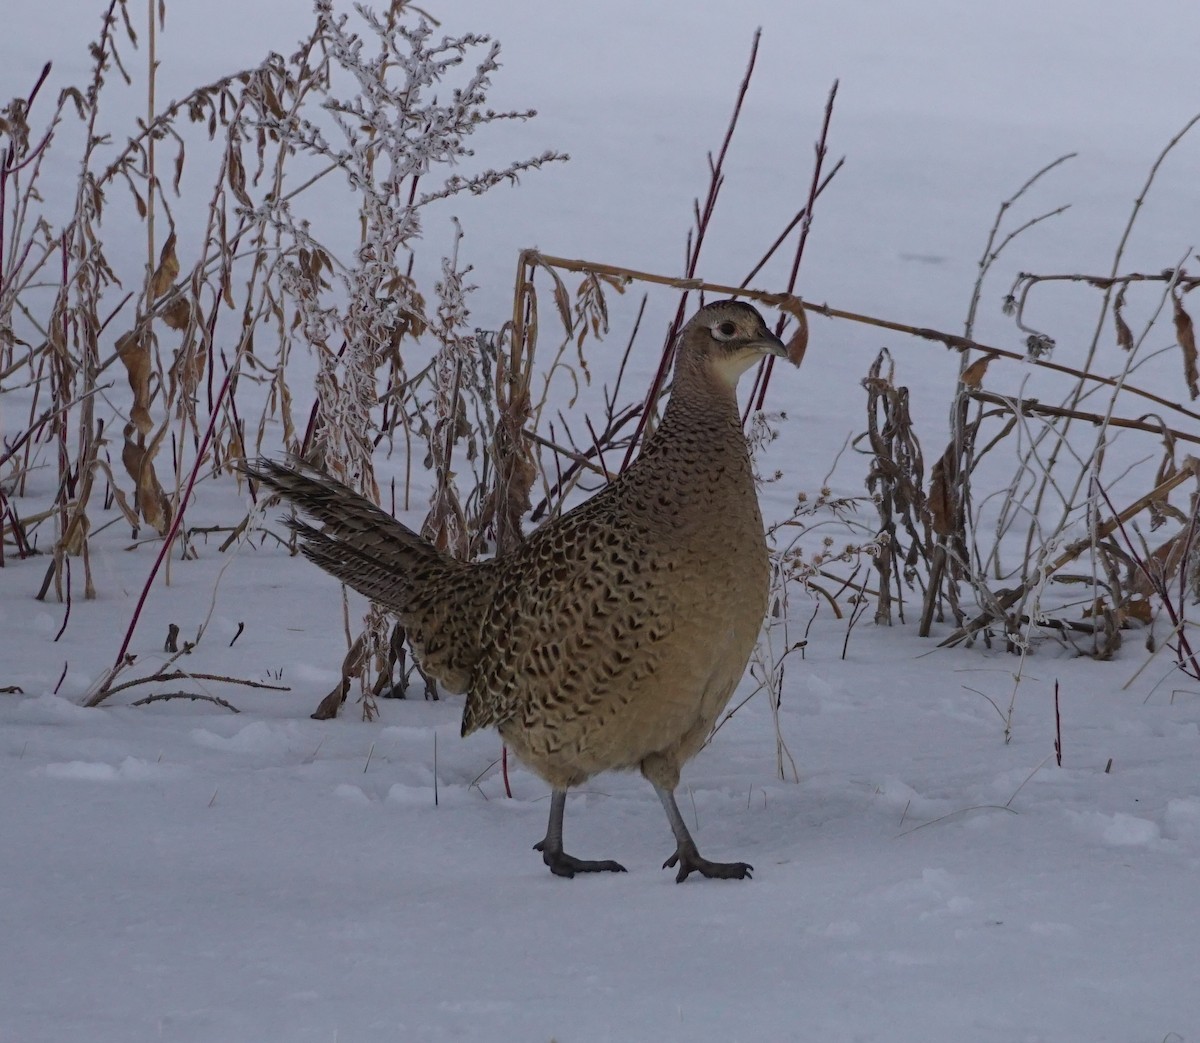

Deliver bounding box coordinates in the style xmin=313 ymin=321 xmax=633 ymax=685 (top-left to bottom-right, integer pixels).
xmin=4 ymin=1 xmax=1200 ymax=1041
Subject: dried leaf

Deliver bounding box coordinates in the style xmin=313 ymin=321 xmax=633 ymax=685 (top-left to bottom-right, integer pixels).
xmin=1123 ymin=595 xmax=1154 ymax=625
xmin=598 ymin=273 xmax=628 ymax=294
xmin=783 ymin=330 xmax=806 ymax=368
xmin=1114 ymin=312 xmax=1135 ymax=352
xmin=120 ymin=424 xmax=173 ymax=534
xmin=1113 ymin=287 xmax=1134 ymax=351
xmin=60 ymin=508 xmax=89 ymax=556
xmin=780 ymin=299 xmax=808 ymax=367
xmin=170 ymin=335 xmax=205 ymax=399
xmin=928 ymin=450 xmax=956 ymax=538
xmin=263 ymin=79 xmax=285 ymax=119
xmin=1148 ymin=498 xmax=1168 ymax=531
xmin=1025 ymin=333 xmax=1055 ymax=359
xmin=161 ymin=296 xmax=192 ymax=331
xmin=1172 ymin=292 xmax=1199 ymax=400
xmin=109 ymin=487 xmax=138 ymax=527
xmin=227 ymin=146 xmax=252 ymax=206
xmin=551 ymin=271 xmax=572 ymax=336
xmin=149 ymin=231 xmax=179 ymax=299
xmin=116 ymin=330 xmax=154 ymax=436
xmin=93 ymin=458 xmax=140 ymax=528
xmin=59 ymin=86 xmax=86 ymax=118
xmin=960 ymin=352 xmax=997 ymax=389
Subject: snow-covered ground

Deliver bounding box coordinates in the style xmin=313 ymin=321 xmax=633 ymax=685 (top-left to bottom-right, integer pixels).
xmin=4 ymin=2 xmax=1200 ymax=1040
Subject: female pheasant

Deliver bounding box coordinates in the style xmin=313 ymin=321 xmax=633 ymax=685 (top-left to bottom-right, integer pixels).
xmin=245 ymin=299 xmax=789 ymax=881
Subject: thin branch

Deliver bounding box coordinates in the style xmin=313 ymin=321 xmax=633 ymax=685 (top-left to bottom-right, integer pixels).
xmin=129 ymin=691 xmax=242 ymax=712
xmin=522 ymin=250 xmax=1200 ymax=426
xmin=101 ymin=669 xmax=289 ymax=698
xmin=940 ymin=466 xmax=1198 ymax=647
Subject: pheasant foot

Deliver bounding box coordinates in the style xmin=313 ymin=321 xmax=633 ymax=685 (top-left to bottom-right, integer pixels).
xmin=533 ymin=787 xmax=626 ymax=878
xmin=662 ymin=842 xmax=752 ymax=883
xmin=654 ymin=782 xmax=753 ymax=883
xmin=533 ymin=839 xmax=626 ymax=878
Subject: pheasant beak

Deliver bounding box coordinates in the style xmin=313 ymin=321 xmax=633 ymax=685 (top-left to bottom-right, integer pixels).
xmin=755 ymin=330 xmax=788 ymax=359
xmin=757 ymin=319 xmax=806 ymax=368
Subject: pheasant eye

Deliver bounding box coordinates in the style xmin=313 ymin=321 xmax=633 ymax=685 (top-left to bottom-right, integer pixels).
xmin=714 ymin=321 xmax=737 ymax=340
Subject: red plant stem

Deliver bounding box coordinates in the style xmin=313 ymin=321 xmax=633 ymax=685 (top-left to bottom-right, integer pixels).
xmin=1053 ymin=679 xmax=1062 ymax=767
xmin=584 ymin=415 xmax=610 ymax=478
xmin=619 ymin=29 xmax=761 ymax=473
xmin=0 ymin=406 xmax=54 ymax=470
xmin=300 ymin=339 xmax=352 ymax=455
xmin=1176 ymin=489 xmax=1200 ymax=608
xmin=20 ymin=347 xmax=50 ymax=495
xmin=3 ymin=493 xmax=37 ymax=559
xmin=53 ymin=555 xmax=71 ymax=642
xmin=55 ymin=232 xmax=71 ymax=545
xmin=1097 ymin=481 xmax=1200 ymax=679
xmin=501 ymin=743 xmax=513 ymax=799
xmin=1167 ymin=498 xmax=1200 ymax=675
xmin=741 ymin=158 xmax=844 ymax=419
xmin=739 ymin=159 xmax=844 ymax=292
xmin=92 ymin=355 xmax=241 ymax=701
xmin=203 ymin=295 xmax=221 ymax=416
xmin=0 ymin=62 xmax=54 ymax=292
xmin=749 ymin=80 xmax=839 ymax=417
xmin=223 ymin=361 xmax=246 ymax=465
xmin=11 ymin=502 xmax=33 ymax=556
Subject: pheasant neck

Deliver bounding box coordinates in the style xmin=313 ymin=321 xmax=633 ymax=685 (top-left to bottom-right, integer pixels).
xmin=648 ymin=360 xmax=748 ymax=460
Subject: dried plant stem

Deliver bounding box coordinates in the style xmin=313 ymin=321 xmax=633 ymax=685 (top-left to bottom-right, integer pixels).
xmin=1099 ymin=480 xmax=1200 ymax=680
xmin=522 ymin=427 xmax=609 ymax=479
xmin=524 ymin=250 xmax=1200 ymax=424
xmin=966 ymin=153 xmax=1076 ymax=340
xmin=87 ymin=355 xmax=242 ymax=706
xmin=940 ymin=467 xmax=1196 ymax=647
xmin=129 ymin=692 xmax=242 ymax=712
xmin=1015 ymin=269 xmax=1200 ymax=292
xmin=967 ymin=391 xmax=1200 ymax=446
xmin=920 ymin=153 xmax=1075 ymax=637
xmin=110 ymin=670 xmax=288 ymax=697
xmin=1072 ymin=112 xmax=1200 ymax=408
xmin=979 ymin=117 xmax=1200 ymax=651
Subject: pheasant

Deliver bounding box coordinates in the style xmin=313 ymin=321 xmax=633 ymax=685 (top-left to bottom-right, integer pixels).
xmin=245 ymin=299 xmax=790 ymax=881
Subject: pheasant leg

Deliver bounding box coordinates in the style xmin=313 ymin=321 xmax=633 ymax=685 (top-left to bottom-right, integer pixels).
xmin=533 ymin=789 xmax=627 ymax=878
xmin=655 ymin=785 xmax=753 ymax=883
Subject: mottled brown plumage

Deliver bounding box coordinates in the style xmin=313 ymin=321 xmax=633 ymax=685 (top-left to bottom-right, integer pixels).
xmin=245 ymin=300 xmax=789 ymax=881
